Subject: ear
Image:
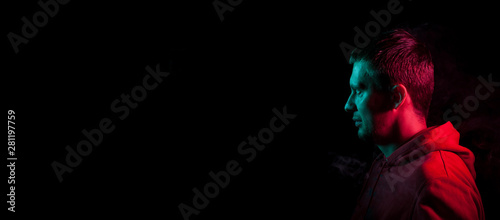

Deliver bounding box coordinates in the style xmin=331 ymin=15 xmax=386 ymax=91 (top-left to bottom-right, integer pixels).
xmin=391 ymin=84 xmax=407 ymax=109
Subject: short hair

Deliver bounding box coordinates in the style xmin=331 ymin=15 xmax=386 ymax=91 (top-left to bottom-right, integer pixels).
xmin=349 ymin=29 xmax=434 ymax=119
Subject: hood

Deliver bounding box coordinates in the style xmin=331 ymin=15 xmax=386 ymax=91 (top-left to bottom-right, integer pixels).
xmin=384 ymin=121 xmax=476 ymax=179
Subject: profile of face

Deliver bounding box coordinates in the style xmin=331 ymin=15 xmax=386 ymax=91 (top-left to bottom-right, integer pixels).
xmin=344 ymin=61 xmax=393 ymax=142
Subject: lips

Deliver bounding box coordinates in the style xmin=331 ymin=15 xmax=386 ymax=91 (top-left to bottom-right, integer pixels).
xmin=352 ymin=117 xmax=362 ymax=127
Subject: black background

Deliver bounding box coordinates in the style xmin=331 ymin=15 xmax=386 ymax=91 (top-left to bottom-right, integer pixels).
xmin=4 ymin=0 xmax=499 ymax=219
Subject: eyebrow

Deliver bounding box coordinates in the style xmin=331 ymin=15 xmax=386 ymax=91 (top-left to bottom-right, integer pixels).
xmin=350 ymin=82 xmax=366 ymax=90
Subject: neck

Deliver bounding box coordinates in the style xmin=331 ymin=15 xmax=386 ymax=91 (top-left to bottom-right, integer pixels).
xmin=377 ymin=116 xmax=427 ymax=158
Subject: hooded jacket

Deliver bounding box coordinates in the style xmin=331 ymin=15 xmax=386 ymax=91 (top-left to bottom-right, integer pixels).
xmin=351 ymin=122 xmax=484 ymax=220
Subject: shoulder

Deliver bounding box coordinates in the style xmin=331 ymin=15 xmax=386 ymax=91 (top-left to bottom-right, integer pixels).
xmin=419 ymin=150 xmax=473 ymax=181
xmin=418 ymin=151 xmax=449 ymax=179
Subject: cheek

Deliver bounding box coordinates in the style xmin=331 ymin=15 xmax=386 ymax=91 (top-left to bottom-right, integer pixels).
xmin=366 ymin=92 xmax=393 ymax=129
xmin=357 ymin=92 xmax=389 ymax=124
xmin=356 ymin=96 xmax=374 ymax=124
xmin=356 ymin=92 xmax=378 ymax=115
xmin=366 ymin=91 xmax=391 ymax=113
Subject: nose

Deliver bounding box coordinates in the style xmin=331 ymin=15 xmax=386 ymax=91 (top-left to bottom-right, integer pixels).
xmin=344 ymin=93 xmax=356 ymax=113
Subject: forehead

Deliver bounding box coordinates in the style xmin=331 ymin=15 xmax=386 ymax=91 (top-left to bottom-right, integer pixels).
xmin=350 ymin=61 xmax=373 ymax=88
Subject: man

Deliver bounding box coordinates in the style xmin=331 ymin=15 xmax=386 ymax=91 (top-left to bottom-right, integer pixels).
xmin=345 ymin=29 xmax=484 ymax=219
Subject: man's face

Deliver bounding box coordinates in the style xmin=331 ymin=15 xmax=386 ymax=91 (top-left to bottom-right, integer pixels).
xmin=345 ymin=61 xmax=392 ymax=141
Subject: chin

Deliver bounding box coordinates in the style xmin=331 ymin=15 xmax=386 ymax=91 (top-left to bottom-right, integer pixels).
xmin=357 ymin=128 xmax=372 ymax=142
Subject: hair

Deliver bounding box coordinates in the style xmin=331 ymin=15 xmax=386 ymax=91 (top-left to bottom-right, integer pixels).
xmin=349 ymin=29 xmax=434 ymax=119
